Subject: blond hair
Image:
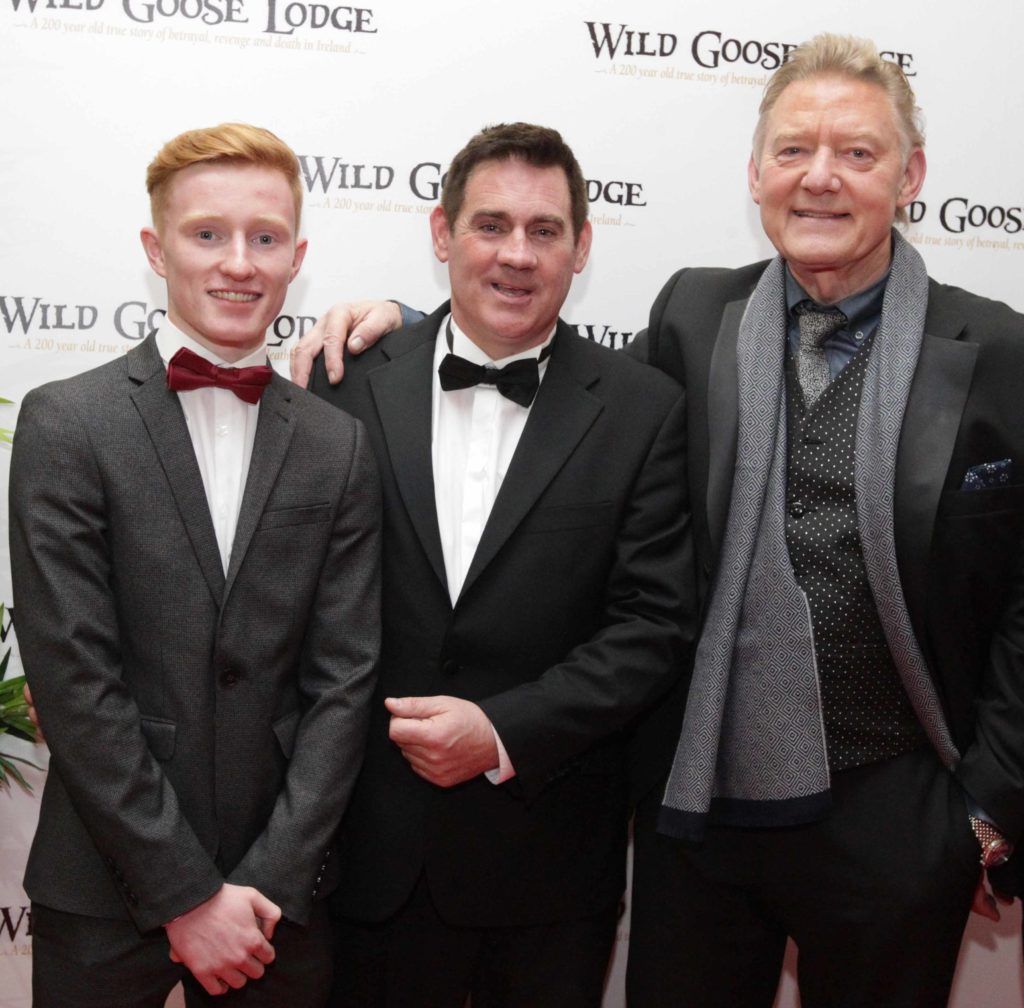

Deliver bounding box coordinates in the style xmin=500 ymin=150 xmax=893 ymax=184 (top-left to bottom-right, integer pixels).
xmin=753 ymin=34 xmax=924 ymax=225
xmin=146 ymin=123 xmax=303 ymax=228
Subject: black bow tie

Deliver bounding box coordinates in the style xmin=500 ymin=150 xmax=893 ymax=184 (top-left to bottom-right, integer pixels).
xmin=438 ymin=354 xmax=541 ymax=407
xmin=437 ymin=323 xmax=551 ymax=407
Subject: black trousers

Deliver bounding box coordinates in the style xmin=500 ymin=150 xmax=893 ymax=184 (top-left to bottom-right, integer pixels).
xmin=31 ymin=899 xmax=333 ymax=1008
xmin=627 ymin=748 xmax=979 ymax=1008
xmin=330 ymin=874 xmax=619 ymax=1008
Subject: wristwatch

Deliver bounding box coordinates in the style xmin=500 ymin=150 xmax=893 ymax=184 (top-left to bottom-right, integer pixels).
xmin=969 ymin=815 xmax=1013 ymax=868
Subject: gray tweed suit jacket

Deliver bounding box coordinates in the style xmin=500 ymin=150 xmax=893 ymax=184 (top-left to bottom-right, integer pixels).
xmin=9 ymin=334 xmax=381 ymax=934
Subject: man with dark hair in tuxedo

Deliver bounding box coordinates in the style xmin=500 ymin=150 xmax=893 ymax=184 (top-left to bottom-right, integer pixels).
xmin=307 ymin=121 xmax=692 ymax=1008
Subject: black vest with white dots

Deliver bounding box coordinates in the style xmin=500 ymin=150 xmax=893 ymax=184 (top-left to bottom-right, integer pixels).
xmin=783 ymin=334 xmax=927 ymax=771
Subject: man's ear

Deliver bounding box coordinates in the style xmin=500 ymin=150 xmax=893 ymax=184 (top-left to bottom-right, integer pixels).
xmin=140 ymin=227 xmax=167 ymax=278
xmin=897 ymin=148 xmax=927 ymax=208
xmin=430 ymin=206 xmax=452 ymax=264
xmin=573 ymin=220 xmax=593 ymax=274
xmin=290 ymin=238 xmax=308 ymax=282
xmin=747 ymin=154 xmax=762 ymax=206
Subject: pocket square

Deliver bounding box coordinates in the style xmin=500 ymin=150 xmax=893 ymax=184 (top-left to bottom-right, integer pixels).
xmin=961 ymin=458 xmax=1013 ymax=491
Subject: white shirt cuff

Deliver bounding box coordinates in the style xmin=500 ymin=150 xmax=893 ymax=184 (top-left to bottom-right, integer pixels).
xmin=484 ymin=724 xmax=516 ymax=784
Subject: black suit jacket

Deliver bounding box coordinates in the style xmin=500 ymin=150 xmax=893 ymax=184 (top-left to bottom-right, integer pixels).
xmin=310 ymin=304 xmax=693 ymax=927
xmin=9 ymin=335 xmax=381 ymax=933
xmin=630 ymin=264 xmax=1024 ymax=860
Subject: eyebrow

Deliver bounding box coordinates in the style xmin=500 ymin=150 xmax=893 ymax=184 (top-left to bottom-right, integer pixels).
xmin=179 ymin=212 xmax=292 ymax=231
xmin=770 ymin=128 xmax=885 ymax=147
xmin=469 ymin=209 xmax=566 ymax=229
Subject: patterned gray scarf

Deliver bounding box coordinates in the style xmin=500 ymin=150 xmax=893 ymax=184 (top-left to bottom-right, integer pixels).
xmin=660 ymin=232 xmax=959 ymax=840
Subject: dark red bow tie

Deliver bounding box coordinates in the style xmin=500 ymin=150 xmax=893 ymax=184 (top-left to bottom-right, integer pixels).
xmin=166 ymin=346 xmax=273 ymax=405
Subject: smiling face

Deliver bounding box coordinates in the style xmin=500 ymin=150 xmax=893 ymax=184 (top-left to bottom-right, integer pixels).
xmin=748 ymin=74 xmax=925 ymax=303
xmin=429 ymin=157 xmax=592 ymax=360
xmin=140 ymin=161 xmax=307 ymax=362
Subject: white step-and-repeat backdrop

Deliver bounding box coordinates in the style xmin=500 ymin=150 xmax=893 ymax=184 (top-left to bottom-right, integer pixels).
xmin=2 ymin=1 xmax=1023 ymax=1004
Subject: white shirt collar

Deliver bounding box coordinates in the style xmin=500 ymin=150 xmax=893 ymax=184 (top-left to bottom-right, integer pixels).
xmin=447 ymin=315 xmax=556 ymax=368
xmin=154 ymin=317 xmax=269 ymax=371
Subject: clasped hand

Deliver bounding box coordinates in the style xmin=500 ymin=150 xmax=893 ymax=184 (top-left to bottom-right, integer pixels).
xmin=387 ymin=695 xmax=499 ymax=788
xmin=165 ymin=883 xmax=281 ymax=996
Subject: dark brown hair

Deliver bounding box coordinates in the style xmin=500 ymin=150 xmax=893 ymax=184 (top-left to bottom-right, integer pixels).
xmin=441 ymin=122 xmax=588 ymax=239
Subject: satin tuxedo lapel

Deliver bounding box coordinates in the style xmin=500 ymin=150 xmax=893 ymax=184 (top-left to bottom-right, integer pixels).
xmin=461 ymin=320 xmax=603 ymax=599
xmin=705 ymin=299 xmax=743 ymax=557
xmin=364 ymin=312 xmax=606 ymax=602
xmin=225 ymin=374 xmax=296 ymax=595
xmin=894 ymin=287 xmax=977 ymax=644
xmin=368 ymin=319 xmax=447 ymax=593
xmin=128 ymin=336 xmax=225 ymax=602
xmin=325 ymin=298 xmax=691 ymax=931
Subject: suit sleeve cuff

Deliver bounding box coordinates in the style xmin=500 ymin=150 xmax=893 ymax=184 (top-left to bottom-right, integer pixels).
xmin=389 ymin=302 xmax=425 ymax=329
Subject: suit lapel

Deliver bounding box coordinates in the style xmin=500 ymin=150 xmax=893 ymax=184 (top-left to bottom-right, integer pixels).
xmin=705 ymin=298 xmax=744 ymax=556
xmin=698 ymin=276 xmax=976 ymax=645
xmin=224 ymin=374 xmax=296 ymax=595
xmin=895 ymin=285 xmax=976 ymax=638
xmin=128 ymin=336 xmax=225 ymax=603
xmin=461 ymin=321 xmax=603 ymax=599
xmin=369 ymin=316 xmax=448 ymax=592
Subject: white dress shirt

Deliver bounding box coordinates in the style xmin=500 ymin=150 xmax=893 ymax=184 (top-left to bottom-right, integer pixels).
xmin=432 ymin=315 xmax=553 ymax=600
xmin=155 ymin=320 xmax=263 ymax=573
xmin=431 ymin=315 xmax=554 ymax=783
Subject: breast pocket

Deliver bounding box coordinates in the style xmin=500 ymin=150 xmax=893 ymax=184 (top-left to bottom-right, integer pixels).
xmin=940 ymin=483 xmax=1024 ymax=519
xmin=257 ymin=502 xmax=332 ymax=530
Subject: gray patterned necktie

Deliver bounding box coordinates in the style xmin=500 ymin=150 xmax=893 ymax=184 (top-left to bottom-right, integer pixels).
xmin=795 ymin=302 xmax=847 ymax=406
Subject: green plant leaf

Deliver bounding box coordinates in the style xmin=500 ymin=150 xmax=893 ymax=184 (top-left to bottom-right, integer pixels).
xmin=4 ymin=717 xmax=35 ymax=743
xmin=0 ymin=750 xmax=41 ymax=793
xmin=0 ymin=672 xmax=38 ymax=747
xmin=0 ymin=610 xmax=37 ymax=792
xmin=0 ymin=671 xmax=22 ymax=701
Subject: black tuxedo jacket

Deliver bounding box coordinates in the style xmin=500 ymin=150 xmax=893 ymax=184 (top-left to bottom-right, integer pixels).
xmin=310 ymin=304 xmax=693 ymax=927
xmin=629 ymin=264 xmax=1024 ymax=863
xmin=10 ymin=335 xmax=381 ymax=933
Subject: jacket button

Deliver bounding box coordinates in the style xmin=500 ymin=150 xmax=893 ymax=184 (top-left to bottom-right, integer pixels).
xmin=442 ymin=659 xmax=460 ymax=676
xmin=789 ymin=501 xmax=807 ymax=518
